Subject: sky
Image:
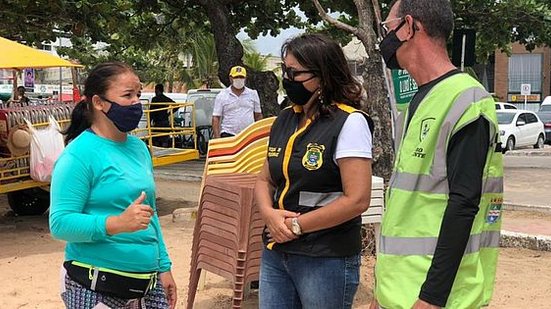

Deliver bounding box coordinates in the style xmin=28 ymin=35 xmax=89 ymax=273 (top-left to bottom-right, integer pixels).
xmin=236 ymin=8 xmax=344 ymax=56
xmin=237 ymin=27 xmax=303 ymax=56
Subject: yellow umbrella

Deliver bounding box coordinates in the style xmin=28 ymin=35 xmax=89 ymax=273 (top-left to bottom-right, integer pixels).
xmin=0 ymin=36 xmax=83 ymax=69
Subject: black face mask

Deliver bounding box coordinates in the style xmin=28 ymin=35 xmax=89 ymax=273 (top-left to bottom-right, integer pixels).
xmin=380 ymin=31 xmax=405 ymax=70
xmin=282 ymin=78 xmax=315 ymax=106
xmin=379 ymin=19 xmax=413 ymax=70
xmin=101 ymin=98 xmax=143 ymax=132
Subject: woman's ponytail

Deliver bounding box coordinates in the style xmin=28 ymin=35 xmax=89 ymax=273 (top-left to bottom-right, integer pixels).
xmin=63 ymin=100 xmax=92 ymax=144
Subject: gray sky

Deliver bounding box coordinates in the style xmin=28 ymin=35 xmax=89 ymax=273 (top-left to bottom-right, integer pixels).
xmin=238 ymin=27 xmax=303 ymax=56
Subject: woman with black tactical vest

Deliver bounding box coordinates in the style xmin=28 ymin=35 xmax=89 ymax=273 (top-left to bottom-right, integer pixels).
xmin=254 ymin=33 xmax=374 ymax=309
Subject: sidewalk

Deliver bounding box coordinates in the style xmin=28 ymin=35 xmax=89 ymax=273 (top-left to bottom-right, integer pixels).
xmin=505 ymin=144 xmax=551 ymax=156
xmin=155 ymin=158 xmax=551 ymax=251
xmin=155 ymin=159 xmax=205 ymax=182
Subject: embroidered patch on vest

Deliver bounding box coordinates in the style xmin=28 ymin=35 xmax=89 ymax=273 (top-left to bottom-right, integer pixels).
xmin=419 ymin=117 xmax=436 ymax=141
xmin=268 ymin=147 xmax=281 ymax=158
xmin=486 ymin=198 xmax=503 ymax=224
xmin=302 ymin=143 xmax=325 ymax=171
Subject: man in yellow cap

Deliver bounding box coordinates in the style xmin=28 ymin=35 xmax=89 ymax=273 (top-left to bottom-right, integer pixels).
xmin=212 ymin=65 xmax=262 ymax=138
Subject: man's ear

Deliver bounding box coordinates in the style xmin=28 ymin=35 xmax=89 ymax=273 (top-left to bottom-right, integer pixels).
xmin=405 ymin=15 xmax=418 ymax=40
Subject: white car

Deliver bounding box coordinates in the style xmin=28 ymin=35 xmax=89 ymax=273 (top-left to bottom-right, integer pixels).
xmin=495 ymin=102 xmax=517 ymax=110
xmin=497 ymin=110 xmax=545 ymax=151
xmin=175 ymin=88 xmax=224 ymax=127
xmin=135 ymin=92 xmax=188 ymax=138
xmin=540 ymin=96 xmax=551 ymax=112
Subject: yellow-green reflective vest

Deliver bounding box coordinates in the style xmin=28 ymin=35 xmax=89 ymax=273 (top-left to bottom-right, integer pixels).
xmin=375 ymin=73 xmax=504 ymax=309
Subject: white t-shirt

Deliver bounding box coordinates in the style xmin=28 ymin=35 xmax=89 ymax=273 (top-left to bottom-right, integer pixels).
xmin=334 ymin=112 xmax=373 ymax=164
xmin=212 ymin=86 xmax=261 ymax=135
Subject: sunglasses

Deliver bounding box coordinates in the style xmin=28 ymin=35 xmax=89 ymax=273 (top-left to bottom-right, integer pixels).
xmin=380 ymin=17 xmax=406 ymax=38
xmin=281 ymin=63 xmax=318 ymax=82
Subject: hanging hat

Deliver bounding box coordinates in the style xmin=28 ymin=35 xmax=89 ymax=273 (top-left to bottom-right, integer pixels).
xmin=229 ymin=66 xmax=247 ymax=78
xmin=7 ymin=125 xmax=31 ymax=156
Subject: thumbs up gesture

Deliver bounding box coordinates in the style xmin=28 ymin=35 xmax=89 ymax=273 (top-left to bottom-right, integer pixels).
xmin=106 ymin=191 xmax=155 ymax=235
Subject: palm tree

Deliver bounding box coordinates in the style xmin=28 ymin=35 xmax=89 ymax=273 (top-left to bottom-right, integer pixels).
xmin=186 ymin=34 xmax=220 ymax=88
xmin=241 ymin=39 xmax=270 ymax=71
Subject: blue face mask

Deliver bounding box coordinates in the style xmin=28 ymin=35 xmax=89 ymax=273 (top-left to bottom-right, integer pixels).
xmin=101 ymin=97 xmax=143 ymax=132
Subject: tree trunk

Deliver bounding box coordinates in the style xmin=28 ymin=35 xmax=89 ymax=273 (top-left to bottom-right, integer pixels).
xmin=312 ymin=0 xmax=394 ymax=182
xmin=355 ymin=0 xmax=394 ymax=182
xmin=359 ymin=54 xmax=394 ymax=182
xmin=197 ymin=0 xmax=280 ymax=117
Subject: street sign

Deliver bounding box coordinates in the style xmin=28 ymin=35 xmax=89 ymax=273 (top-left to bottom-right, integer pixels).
xmin=521 ymin=84 xmax=531 ymax=96
xmin=391 ymin=69 xmax=418 ymax=111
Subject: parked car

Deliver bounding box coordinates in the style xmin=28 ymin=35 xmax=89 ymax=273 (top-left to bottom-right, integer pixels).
xmin=174 ymin=88 xmax=223 ymax=127
xmin=539 ymin=104 xmax=551 ymax=112
xmin=495 ymin=102 xmax=517 ymax=110
xmin=497 ymin=110 xmax=545 ymax=151
xmin=537 ymin=112 xmax=551 ymax=144
xmin=136 ymin=92 xmax=188 ymax=138
xmin=174 ymin=88 xmax=224 ymax=155
xmin=139 ymin=91 xmax=188 ymax=103
xmin=541 ymin=96 xmax=551 ymax=107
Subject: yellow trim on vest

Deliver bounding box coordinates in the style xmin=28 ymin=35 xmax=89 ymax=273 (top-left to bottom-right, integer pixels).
xmin=267 ymin=242 xmax=275 ymax=250
xmin=71 ymin=261 xmax=156 ymax=280
xmin=335 ymin=103 xmax=358 ymax=114
xmin=278 ymin=118 xmax=312 ymax=209
xmin=335 ymin=103 xmax=371 ymax=118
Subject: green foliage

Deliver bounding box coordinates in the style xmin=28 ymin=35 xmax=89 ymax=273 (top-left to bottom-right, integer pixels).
xmin=185 ymin=34 xmax=221 ymax=89
xmin=1 ymin=0 xmax=550 ymax=80
xmin=378 ymin=0 xmax=551 ymax=62
xmin=241 ymin=40 xmax=270 ymax=71
xmin=297 ymin=0 xmax=551 ymax=63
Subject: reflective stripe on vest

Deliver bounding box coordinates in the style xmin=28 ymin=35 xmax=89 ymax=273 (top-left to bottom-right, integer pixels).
xmin=389 ymin=86 xmax=503 ymax=194
xmin=380 ymin=230 xmax=500 ymax=255
xmin=298 ymin=191 xmax=342 ymax=207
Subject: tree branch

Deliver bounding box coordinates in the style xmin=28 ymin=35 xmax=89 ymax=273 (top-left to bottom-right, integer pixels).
xmin=312 ymin=0 xmax=361 ymax=37
xmin=352 ymin=0 xmax=375 ymax=49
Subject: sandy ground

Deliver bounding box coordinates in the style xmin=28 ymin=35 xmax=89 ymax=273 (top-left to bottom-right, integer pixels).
xmin=0 ymin=179 xmax=550 ymax=308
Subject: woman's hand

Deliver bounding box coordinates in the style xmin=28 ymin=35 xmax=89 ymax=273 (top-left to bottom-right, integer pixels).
xmin=106 ymin=191 xmax=154 ymax=235
xmin=263 ymin=208 xmax=299 ymax=243
xmin=159 ymin=271 xmax=177 ymax=309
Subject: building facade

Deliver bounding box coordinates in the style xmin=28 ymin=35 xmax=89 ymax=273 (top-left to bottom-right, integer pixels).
xmin=494 ymin=43 xmax=551 ymax=108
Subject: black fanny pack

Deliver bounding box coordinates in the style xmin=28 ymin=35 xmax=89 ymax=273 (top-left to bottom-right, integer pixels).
xmin=64 ymin=261 xmax=157 ymax=299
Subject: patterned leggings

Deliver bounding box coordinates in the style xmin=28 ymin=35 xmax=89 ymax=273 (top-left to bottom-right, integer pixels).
xmin=61 ymin=273 xmax=170 ymax=309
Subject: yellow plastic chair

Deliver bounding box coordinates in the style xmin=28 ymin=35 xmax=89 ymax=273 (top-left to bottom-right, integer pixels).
xmin=203 ymin=117 xmax=275 ymax=177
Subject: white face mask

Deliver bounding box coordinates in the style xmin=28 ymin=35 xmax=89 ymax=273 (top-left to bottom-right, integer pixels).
xmin=232 ymin=78 xmax=245 ymax=89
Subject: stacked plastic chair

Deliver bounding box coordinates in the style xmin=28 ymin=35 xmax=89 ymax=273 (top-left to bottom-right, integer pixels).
xmin=361 ymin=175 xmax=385 ymax=252
xmin=187 ymin=117 xmax=275 ymax=309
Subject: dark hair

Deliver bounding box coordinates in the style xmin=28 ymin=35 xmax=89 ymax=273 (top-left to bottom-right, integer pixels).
xmin=155 ymin=83 xmax=164 ymax=93
xmin=64 ymin=62 xmax=134 ymax=143
xmin=396 ymin=0 xmax=454 ymax=43
xmin=281 ymin=33 xmax=363 ymax=115
xmin=17 ymin=86 xmax=25 ymax=91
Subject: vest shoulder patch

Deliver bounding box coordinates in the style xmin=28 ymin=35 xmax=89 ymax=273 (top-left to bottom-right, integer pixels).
xmin=486 ymin=197 xmax=503 ymax=224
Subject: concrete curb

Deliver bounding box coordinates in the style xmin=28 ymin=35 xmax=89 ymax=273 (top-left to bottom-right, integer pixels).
xmin=505 ymin=150 xmax=551 ymax=157
xmin=500 ymin=230 xmax=551 ymax=252
xmin=503 ymin=203 xmax=551 ymax=214
xmin=154 ymin=172 xmax=202 ymax=182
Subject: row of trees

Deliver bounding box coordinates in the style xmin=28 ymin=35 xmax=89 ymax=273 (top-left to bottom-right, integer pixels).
xmin=2 ymin=0 xmax=550 ymax=179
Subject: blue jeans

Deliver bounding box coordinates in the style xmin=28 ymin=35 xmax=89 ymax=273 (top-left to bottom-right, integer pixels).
xmin=259 ymin=248 xmax=361 ymax=309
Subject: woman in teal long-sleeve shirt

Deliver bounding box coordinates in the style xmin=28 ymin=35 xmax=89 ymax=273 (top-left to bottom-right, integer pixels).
xmin=49 ymin=62 xmax=177 ymax=309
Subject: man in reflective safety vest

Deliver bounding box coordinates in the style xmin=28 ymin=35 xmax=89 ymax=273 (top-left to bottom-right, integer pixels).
xmin=371 ymin=0 xmax=504 ymax=308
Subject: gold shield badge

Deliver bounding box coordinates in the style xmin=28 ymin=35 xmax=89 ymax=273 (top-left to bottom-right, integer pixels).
xmin=302 ymin=143 xmax=325 ymax=171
